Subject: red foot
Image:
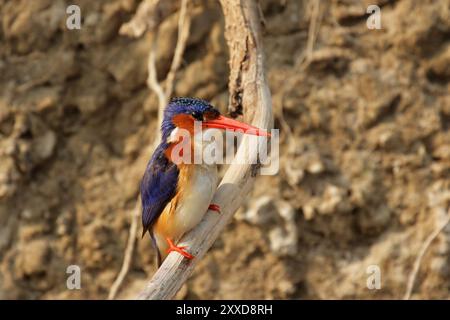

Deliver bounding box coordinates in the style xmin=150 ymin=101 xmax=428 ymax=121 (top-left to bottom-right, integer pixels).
xmin=208 ymin=203 xmax=221 ymax=213
xmin=166 ymin=238 xmax=194 ymax=260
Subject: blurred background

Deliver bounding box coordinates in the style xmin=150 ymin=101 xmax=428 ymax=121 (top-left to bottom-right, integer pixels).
xmin=0 ymin=0 xmax=449 ymax=299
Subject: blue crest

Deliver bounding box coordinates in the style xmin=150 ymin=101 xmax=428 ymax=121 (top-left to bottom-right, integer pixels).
xmin=161 ymin=97 xmax=218 ymax=140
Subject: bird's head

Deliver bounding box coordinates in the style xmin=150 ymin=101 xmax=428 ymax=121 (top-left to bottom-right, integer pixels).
xmin=161 ymin=97 xmax=270 ymax=141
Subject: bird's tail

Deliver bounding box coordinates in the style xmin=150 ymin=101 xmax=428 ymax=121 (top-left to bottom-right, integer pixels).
xmin=150 ymin=232 xmax=169 ymax=267
xmin=149 ymin=232 xmax=162 ymax=266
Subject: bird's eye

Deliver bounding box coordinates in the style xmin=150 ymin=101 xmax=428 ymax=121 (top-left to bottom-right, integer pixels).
xmin=191 ymin=111 xmax=203 ymax=121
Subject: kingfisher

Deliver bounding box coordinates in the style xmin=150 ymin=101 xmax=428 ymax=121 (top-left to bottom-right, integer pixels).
xmin=140 ymin=97 xmax=269 ymax=266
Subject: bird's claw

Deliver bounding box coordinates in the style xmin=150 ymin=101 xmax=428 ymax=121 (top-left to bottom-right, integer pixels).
xmin=166 ymin=238 xmax=194 ymax=260
xmin=208 ymin=203 xmax=221 ymax=213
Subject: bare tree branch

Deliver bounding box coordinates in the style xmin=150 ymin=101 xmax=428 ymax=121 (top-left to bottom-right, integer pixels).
xmin=403 ymin=207 xmax=450 ymax=300
xmin=147 ymin=33 xmax=167 ymax=126
xmin=108 ymin=0 xmax=191 ymax=300
xmin=137 ymin=0 xmax=273 ymax=300
xmin=296 ymin=0 xmax=323 ymax=69
xmin=108 ymin=200 xmax=141 ymax=300
xmin=119 ymin=0 xmax=177 ymax=37
xmin=165 ymin=0 xmax=191 ymax=100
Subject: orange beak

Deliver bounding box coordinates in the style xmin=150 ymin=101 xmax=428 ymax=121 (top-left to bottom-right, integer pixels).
xmin=202 ymin=115 xmax=270 ymax=137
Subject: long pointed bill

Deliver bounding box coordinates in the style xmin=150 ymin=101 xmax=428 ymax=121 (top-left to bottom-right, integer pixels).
xmin=202 ymin=115 xmax=270 ymax=137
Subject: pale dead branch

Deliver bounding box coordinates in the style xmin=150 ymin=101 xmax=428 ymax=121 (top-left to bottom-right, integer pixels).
xmin=296 ymin=0 xmax=323 ymax=69
xmin=108 ymin=0 xmax=191 ymax=300
xmin=305 ymin=0 xmax=322 ymax=62
xmin=164 ymin=0 xmax=191 ymax=100
xmin=137 ymin=0 xmax=273 ymax=300
xmin=107 ymin=199 xmax=141 ymax=300
xmin=147 ymin=33 xmax=167 ymax=126
xmin=403 ymin=207 xmax=450 ymax=300
xmin=119 ymin=0 xmax=177 ymax=37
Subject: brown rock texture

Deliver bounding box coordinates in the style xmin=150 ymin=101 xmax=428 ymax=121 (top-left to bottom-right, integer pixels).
xmin=0 ymin=0 xmax=449 ymax=299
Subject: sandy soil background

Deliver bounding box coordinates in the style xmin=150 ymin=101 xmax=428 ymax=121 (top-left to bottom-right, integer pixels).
xmin=0 ymin=0 xmax=449 ymax=299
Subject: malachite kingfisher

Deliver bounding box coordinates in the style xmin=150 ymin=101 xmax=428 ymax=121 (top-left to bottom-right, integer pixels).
xmin=140 ymin=97 xmax=269 ymax=266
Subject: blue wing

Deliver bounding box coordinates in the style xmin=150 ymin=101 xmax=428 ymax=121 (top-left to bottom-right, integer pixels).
xmin=140 ymin=142 xmax=179 ymax=237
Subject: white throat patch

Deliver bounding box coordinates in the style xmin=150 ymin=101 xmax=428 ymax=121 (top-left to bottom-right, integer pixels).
xmin=167 ymin=127 xmax=181 ymax=143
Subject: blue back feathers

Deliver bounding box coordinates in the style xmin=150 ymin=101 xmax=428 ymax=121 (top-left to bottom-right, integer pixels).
xmin=140 ymin=142 xmax=179 ymax=237
xmin=141 ymin=97 xmax=218 ymax=239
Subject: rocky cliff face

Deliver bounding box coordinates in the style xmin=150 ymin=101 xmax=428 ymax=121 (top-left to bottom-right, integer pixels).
xmin=0 ymin=0 xmax=449 ymax=299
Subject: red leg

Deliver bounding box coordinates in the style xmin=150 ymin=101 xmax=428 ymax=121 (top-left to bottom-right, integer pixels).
xmin=208 ymin=203 xmax=221 ymax=213
xmin=166 ymin=238 xmax=194 ymax=260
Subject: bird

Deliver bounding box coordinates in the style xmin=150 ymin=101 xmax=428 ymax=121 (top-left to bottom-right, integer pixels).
xmin=140 ymin=97 xmax=269 ymax=266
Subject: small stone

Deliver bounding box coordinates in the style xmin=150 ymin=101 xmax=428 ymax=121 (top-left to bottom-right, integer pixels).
xmin=34 ymin=130 xmax=56 ymax=161
xmin=303 ymin=204 xmax=315 ymax=220
xmin=277 ymin=280 xmax=296 ymax=295
xmin=307 ymin=158 xmax=325 ymax=174
xmin=318 ymin=185 xmax=344 ymax=215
